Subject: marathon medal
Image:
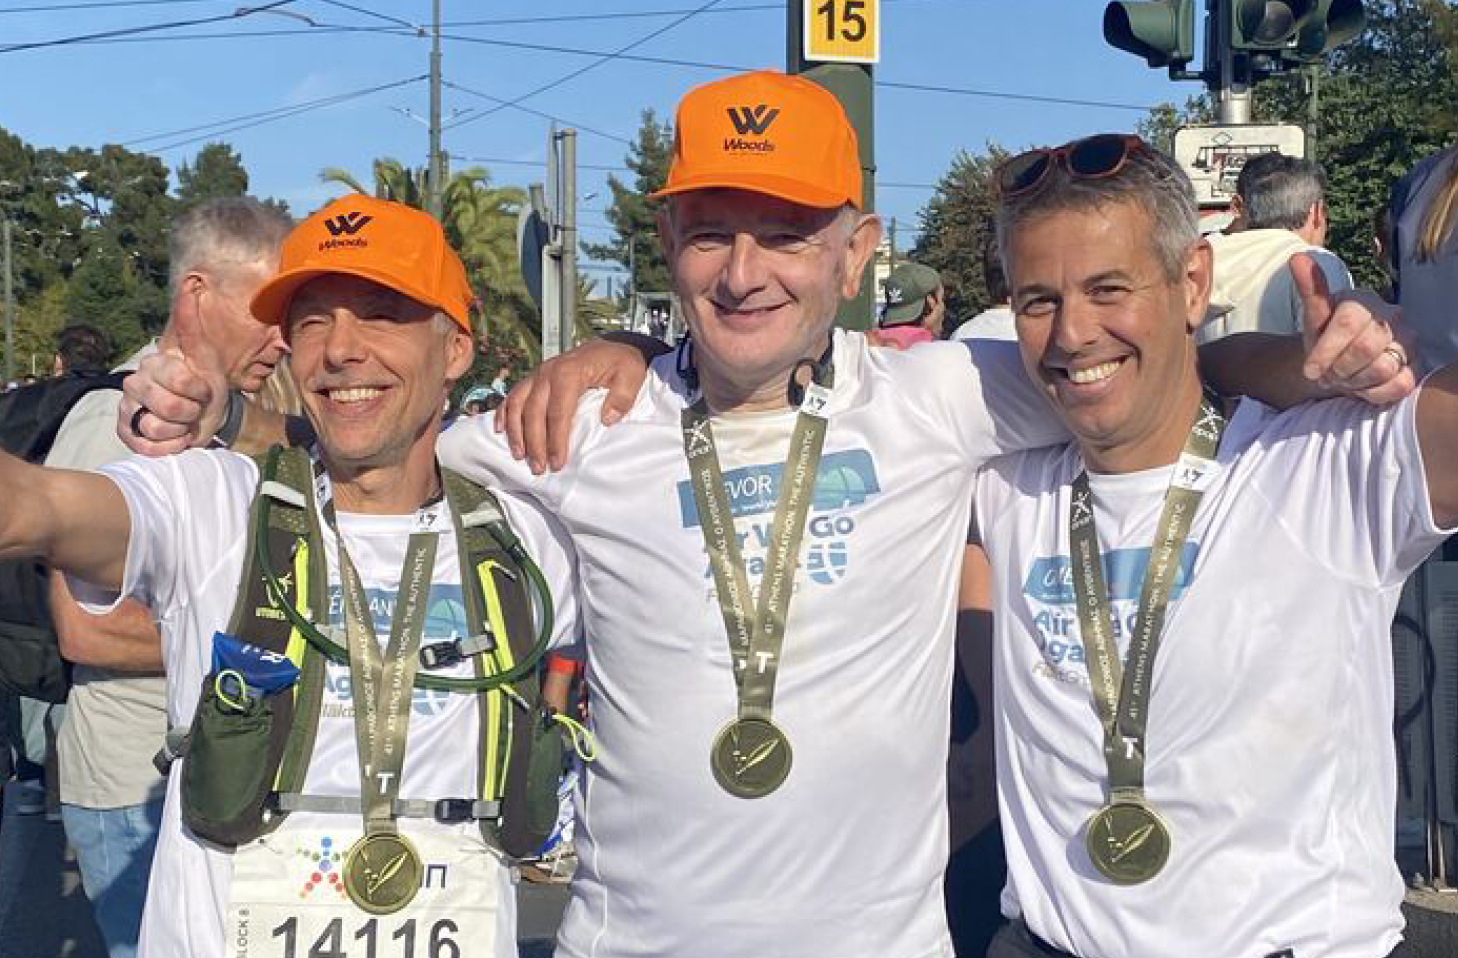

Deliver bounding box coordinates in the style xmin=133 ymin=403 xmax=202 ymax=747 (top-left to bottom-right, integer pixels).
xmin=342 ymin=831 xmax=425 ymax=915
xmin=711 ymin=716 xmax=794 ymax=799
xmin=1067 ymin=392 xmax=1225 ymax=885
xmin=329 ymin=480 xmax=440 ymax=912
xmin=682 ymin=355 xmax=833 ymax=799
xmin=1084 ymin=798 xmax=1172 ymax=885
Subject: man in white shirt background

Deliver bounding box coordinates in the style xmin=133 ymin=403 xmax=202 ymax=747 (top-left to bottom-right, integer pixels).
xmin=1200 ymin=151 xmax=1354 ymax=343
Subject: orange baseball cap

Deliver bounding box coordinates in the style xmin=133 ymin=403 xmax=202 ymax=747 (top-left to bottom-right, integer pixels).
xmin=250 ymin=194 xmax=475 ymax=333
xmin=654 ymin=70 xmax=862 ymax=209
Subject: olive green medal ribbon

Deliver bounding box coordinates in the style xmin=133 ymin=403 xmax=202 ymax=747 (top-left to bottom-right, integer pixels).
xmin=326 ymin=485 xmax=440 ymax=915
xmin=681 ymin=363 xmax=833 ymax=799
xmin=1068 ymin=392 xmax=1225 ymax=885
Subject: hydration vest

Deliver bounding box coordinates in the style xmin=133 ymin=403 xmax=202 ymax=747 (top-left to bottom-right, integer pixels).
xmin=177 ymin=445 xmax=564 ymax=859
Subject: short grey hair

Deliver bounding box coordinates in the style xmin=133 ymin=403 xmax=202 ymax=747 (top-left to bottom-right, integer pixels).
xmin=996 ymin=141 xmax=1199 ymax=283
xmin=168 ymin=197 xmax=293 ymax=295
xmin=1235 ymin=152 xmax=1326 ymax=231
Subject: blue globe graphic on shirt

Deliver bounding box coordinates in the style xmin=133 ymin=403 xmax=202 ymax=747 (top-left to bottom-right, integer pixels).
xmin=806 ymin=540 xmax=849 ymax=585
xmin=814 ymin=463 xmax=873 ymax=510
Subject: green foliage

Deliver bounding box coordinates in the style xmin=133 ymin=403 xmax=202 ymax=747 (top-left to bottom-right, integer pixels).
xmin=176 ymin=143 xmax=249 ymax=208
xmin=582 ymin=109 xmax=674 ymax=300
xmin=320 ymin=159 xmax=542 ymax=384
xmin=908 ymin=147 xmax=1010 ymax=323
xmin=1137 ymin=0 xmax=1458 ymax=289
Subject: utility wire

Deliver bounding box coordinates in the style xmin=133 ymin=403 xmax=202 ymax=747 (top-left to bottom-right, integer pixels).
xmin=0 ymin=0 xmax=210 ymax=12
xmin=444 ymin=0 xmax=728 ymax=133
xmin=313 ymin=0 xmax=420 ymax=33
xmin=434 ymin=35 xmax=1156 ymax=113
xmin=0 ymin=0 xmax=294 ymax=53
xmin=444 ymin=80 xmax=633 ymax=145
xmin=124 ymin=74 xmax=426 ymax=152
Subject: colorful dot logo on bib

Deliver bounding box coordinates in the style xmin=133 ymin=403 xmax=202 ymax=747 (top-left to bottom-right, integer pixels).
xmin=295 ymin=835 xmax=348 ymax=900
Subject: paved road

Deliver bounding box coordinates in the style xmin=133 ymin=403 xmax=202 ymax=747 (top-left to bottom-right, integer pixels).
xmin=0 ymin=781 xmax=570 ymax=958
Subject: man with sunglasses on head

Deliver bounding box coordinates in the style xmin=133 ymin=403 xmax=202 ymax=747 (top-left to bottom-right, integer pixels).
xmin=118 ymin=77 xmax=1407 ymax=958
xmin=977 ymin=135 xmax=1431 ymax=958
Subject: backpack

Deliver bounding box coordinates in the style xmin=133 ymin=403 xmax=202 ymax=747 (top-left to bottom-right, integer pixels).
xmin=178 ymin=445 xmax=565 ymax=858
xmin=0 ymin=371 xmax=129 ymax=702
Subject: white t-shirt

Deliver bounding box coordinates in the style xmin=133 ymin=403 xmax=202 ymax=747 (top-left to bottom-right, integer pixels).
xmin=1199 ymin=229 xmax=1354 ymax=344
xmin=83 ymin=449 xmax=578 ymax=958
xmin=974 ymin=392 xmax=1450 ymax=958
xmin=438 ymin=329 xmax=1066 ymax=958
xmin=951 ymin=305 xmax=1017 ymax=343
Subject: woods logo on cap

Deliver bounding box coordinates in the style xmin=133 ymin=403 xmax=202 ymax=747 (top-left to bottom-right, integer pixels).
xmin=318 ymin=210 xmax=372 ymax=252
xmin=724 ymin=103 xmax=780 ymax=153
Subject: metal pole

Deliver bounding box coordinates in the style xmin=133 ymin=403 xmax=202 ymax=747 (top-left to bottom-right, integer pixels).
xmin=560 ymin=128 xmax=578 ymax=355
xmin=427 ymin=0 xmax=444 ymax=219
xmin=3 ymin=218 xmax=12 ymax=384
xmin=788 ymin=0 xmax=876 ymax=331
xmin=888 ymin=216 xmax=897 ymax=268
xmin=1305 ymin=66 xmax=1320 ymax=159
xmin=1211 ymin=0 xmax=1252 ymax=124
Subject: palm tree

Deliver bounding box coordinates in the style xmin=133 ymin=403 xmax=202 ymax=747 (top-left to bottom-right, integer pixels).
xmin=318 ymin=160 xmax=541 ymax=360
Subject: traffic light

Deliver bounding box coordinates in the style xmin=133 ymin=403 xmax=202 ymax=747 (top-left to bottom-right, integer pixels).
xmin=1103 ymin=0 xmax=1196 ymax=69
xmin=1292 ymin=0 xmax=1365 ymax=60
xmin=1229 ymin=0 xmax=1366 ymax=61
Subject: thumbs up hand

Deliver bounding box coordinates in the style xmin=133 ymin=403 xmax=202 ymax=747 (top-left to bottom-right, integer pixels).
xmin=1291 ymin=252 xmax=1415 ymax=405
xmin=117 ymin=286 xmax=233 ymax=455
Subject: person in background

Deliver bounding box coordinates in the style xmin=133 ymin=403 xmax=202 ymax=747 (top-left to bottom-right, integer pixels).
xmin=53 ymin=325 xmax=113 ymax=376
xmin=877 ymin=261 xmax=947 ymax=347
xmin=1199 ymin=152 xmax=1353 ymax=343
xmin=952 ymin=234 xmax=1017 ymax=342
xmin=1391 ymin=143 xmax=1458 ymax=373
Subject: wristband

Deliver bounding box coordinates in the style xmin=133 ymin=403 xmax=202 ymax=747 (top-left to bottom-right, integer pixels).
xmin=213 ymin=389 xmax=246 ymax=449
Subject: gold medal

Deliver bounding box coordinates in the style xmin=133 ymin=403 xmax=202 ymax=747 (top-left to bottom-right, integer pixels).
xmin=1085 ymin=799 xmax=1171 ymax=884
xmin=711 ymin=717 xmax=792 ymax=799
xmin=342 ymin=832 xmax=423 ymax=914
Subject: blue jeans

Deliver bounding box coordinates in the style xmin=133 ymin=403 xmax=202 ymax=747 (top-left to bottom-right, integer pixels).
xmin=61 ymin=798 xmax=164 ymax=958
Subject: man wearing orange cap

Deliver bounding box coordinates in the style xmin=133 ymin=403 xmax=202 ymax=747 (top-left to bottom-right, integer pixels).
xmin=116 ymin=73 xmax=1405 ymax=958
xmin=0 ymin=195 xmax=577 ymax=958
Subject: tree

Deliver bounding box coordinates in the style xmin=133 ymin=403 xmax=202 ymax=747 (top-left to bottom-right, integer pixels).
xmin=176 ymin=143 xmax=249 ymax=208
xmin=1139 ymin=0 xmax=1458 ymax=289
xmin=320 ymin=159 xmax=541 ymax=372
xmin=909 ymin=147 xmax=1010 ymax=323
xmin=582 ymin=110 xmax=674 ymax=300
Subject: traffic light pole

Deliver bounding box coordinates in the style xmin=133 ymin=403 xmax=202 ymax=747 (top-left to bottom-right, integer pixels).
xmin=1211 ymin=1 xmax=1253 ymax=125
xmin=787 ymin=2 xmax=876 ymax=332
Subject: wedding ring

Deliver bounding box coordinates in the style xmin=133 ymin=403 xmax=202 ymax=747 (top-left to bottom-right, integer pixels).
xmin=129 ymin=405 xmax=150 ymax=437
xmin=1382 ymin=343 xmax=1408 ymax=367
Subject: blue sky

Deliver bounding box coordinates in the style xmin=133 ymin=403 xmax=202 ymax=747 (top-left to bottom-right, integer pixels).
xmin=0 ymin=0 xmax=1192 ymax=285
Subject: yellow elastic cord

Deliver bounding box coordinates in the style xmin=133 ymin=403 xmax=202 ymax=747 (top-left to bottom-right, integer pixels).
xmin=551 ymin=712 xmax=597 ymax=763
xmin=214 ymin=669 xmax=252 ymax=712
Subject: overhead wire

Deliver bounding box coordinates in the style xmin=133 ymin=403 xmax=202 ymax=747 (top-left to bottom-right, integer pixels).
xmin=0 ymin=0 xmax=295 ymax=53
xmin=126 ymin=74 xmax=427 ymax=152
xmin=0 ymin=0 xmax=212 ymax=12
xmin=443 ymin=0 xmax=729 ymax=133
xmin=443 ymin=80 xmax=633 ymax=145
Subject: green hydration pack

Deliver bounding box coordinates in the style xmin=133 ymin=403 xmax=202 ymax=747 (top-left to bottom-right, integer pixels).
xmin=179 ymin=445 xmax=565 ymax=858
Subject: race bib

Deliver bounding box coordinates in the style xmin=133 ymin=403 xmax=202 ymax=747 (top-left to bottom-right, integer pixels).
xmin=224 ymin=828 xmax=505 ymax=958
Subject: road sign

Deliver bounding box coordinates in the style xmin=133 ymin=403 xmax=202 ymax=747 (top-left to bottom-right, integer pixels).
xmin=1172 ymin=123 xmax=1307 ymax=207
xmin=804 ymin=0 xmax=879 ymax=64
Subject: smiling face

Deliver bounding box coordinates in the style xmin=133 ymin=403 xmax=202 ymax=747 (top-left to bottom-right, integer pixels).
xmin=285 ymin=274 xmax=472 ymax=477
xmin=1004 ymin=200 xmax=1212 ymax=473
xmin=660 ymin=188 xmax=879 ymax=411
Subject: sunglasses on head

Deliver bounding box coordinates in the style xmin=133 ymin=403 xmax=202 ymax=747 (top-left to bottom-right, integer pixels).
xmin=997 ymin=134 xmax=1150 ymax=199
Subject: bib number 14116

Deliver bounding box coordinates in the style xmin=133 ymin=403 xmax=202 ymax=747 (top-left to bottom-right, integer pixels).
xmin=264 ymin=915 xmax=461 ymax=958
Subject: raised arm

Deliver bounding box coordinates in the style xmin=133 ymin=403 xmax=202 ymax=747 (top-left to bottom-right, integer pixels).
xmin=1199 ymin=253 xmax=1414 ymax=409
xmin=117 ymin=289 xmax=301 ymax=456
xmin=0 ymin=453 xmax=130 ymax=591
